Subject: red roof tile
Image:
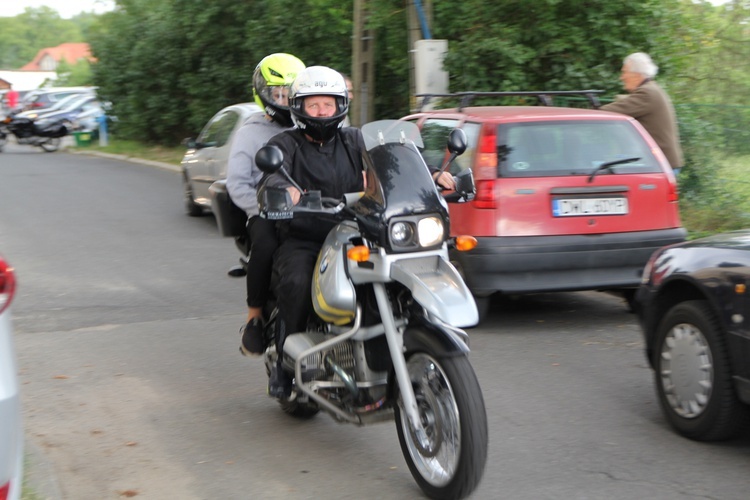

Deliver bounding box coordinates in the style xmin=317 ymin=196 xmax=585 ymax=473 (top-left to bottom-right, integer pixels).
xmin=20 ymin=43 xmax=95 ymax=71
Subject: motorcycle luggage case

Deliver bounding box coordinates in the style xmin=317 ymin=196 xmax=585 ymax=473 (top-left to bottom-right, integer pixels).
xmin=208 ymin=179 xmax=248 ymax=238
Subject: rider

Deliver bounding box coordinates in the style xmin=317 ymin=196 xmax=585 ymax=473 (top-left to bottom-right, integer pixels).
xmin=261 ymin=66 xmax=367 ymax=398
xmin=226 ymin=53 xmax=305 ymax=357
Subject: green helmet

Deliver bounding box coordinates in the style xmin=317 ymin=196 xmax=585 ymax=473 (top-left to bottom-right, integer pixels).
xmin=252 ymin=53 xmax=305 ymax=127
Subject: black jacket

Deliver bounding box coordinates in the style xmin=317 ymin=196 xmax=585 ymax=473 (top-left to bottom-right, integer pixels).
xmin=263 ymin=128 xmax=366 ymax=242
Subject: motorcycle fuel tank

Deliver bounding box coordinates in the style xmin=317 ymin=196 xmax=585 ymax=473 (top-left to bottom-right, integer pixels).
xmin=312 ymin=221 xmax=359 ymax=325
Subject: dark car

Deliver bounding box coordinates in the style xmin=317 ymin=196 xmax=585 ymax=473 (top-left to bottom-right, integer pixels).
xmin=20 ymin=87 xmax=95 ymax=112
xmin=403 ymin=91 xmax=686 ymax=318
xmin=22 ymin=94 xmax=102 ymax=132
xmin=636 ymin=229 xmax=750 ymax=441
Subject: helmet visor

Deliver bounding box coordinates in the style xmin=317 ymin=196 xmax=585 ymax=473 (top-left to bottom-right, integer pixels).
xmin=259 ymin=84 xmax=291 ymax=109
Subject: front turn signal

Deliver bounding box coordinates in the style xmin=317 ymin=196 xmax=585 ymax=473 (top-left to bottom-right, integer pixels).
xmin=347 ymin=245 xmax=370 ymax=262
xmin=454 ymin=235 xmax=477 ymax=251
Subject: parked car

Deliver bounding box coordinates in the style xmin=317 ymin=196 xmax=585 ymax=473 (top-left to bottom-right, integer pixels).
xmin=35 ymin=94 xmax=104 ymax=130
xmin=20 ymin=87 xmax=95 ymax=112
xmin=16 ymin=91 xmax=94 ymax=120
xmin=636 ymin=229 xmax=750 ymax=441
xmin=181 ymin=102 xmax=261 ymax=216
xmin=402 ymin=91 xmax=686 ymax=317
xmin=0 ymin=254 xmax=21 ymax=500
xmin=18 ymin=94 xmax=102 ymax=132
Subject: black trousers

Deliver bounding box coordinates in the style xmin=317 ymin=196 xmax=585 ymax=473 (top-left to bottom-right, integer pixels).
xmin=272 ymin=237 xmax=321 ymax=350
xmin=245 ymin=216 xmax=279 ymax=309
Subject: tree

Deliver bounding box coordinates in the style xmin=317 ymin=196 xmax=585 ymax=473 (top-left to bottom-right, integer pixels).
xmin=0 ymin=7 xmax=84 ymax=70
xmin=90 ymin=0 xmax=355 ymax=144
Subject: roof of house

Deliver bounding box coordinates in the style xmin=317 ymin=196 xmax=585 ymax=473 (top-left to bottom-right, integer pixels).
xmin=20 ymin=43 xmax=95 ymax=71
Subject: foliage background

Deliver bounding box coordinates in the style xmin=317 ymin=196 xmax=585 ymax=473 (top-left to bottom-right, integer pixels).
xmin=2 ymin=0 xmax=749 ymax=233
xmin=3 ymin=1 xmax=747 ymax=144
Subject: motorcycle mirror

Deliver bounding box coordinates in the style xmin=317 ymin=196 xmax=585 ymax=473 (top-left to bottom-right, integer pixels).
xmin=436 ymin=128 xmax=468 ymax=179
xmin=255 ymin=144 xmax=306 ymax=195
xmin=447 ymin=128 xmax=467 ymax=155
xmin=255 ymin=145 xmax=284 ymax=174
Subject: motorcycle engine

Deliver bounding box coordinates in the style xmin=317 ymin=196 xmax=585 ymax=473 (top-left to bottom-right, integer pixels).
xmin=282 ymin=332 xmax=355 ymax=382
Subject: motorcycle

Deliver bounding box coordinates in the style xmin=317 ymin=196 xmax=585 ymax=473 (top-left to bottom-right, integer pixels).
xmin=210 ymin=120 xmax=487 ymax=499
xmin=0 ymin=114 xmax=68 ymax=152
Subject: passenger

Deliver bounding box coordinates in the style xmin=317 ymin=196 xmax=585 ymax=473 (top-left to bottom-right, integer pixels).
xmin=341 ymin=73 xmax=353 ymax=127
xmin=225 ymin=53 xmax=305 ymax=356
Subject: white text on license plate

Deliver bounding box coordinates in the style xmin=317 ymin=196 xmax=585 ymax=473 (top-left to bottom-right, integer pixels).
xmin=552 ymin=198 xmax=628 ymax=217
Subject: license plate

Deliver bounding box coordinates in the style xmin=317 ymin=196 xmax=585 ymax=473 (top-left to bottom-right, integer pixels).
xmin=552 ymin=197 xmax=628 ymax=217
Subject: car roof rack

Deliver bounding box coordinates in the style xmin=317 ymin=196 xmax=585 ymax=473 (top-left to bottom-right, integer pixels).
xmin=416 ymin=90 xmax=603 ymax=112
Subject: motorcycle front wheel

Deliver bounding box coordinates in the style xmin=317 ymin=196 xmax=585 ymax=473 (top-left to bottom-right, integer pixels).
xmin=40 ymin=137 xmax=61 ymax=152
xmin=395 ymin=352 xmax=487 ymax=499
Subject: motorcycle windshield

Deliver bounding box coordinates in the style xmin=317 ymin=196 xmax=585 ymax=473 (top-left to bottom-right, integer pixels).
xmin=357 ymin=120 xmax=448 ymax=226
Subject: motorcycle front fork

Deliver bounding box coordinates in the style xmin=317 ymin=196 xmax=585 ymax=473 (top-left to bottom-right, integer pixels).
xmin=372 ymin=282 xmax=428 ymax=438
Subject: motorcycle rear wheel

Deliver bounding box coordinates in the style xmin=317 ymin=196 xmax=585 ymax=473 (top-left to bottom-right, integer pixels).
xmin=40 ymin=137 xmax=60 ymax=152
xmin=395 ymin=352 xmax=487 ymax=499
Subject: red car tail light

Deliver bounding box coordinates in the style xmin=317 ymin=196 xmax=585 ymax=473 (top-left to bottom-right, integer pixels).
xmin=0 ymin=256 xmax=16 ymax=315
xmin=475 ymin=124 xmax=498 ymax=180
xmin=667 ymin=176 xmax=679 ymax=203
xmin=473 ymin=180 xmax=496 ymax=209
xmin=0 ymin=480 xmax=10 ymax=500
xmin=473 ymin=125 xmax=498 ymax=209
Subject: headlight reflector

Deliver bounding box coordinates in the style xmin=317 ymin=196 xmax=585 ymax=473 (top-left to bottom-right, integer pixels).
xmin=391 ymin=221 xmax=415 ymax=246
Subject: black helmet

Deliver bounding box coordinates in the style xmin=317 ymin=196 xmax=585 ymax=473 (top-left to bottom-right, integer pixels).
xmin=252 ymin=53 xmax=305 ymax=127
xmin=288 ymin=66 xmax=349 ymax=142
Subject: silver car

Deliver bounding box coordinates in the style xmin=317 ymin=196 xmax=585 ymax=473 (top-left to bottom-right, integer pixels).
xmin=181 ymin=103 xmax=261 ymax=216
xmin=0 ymin=254 xmax=21 ymax=500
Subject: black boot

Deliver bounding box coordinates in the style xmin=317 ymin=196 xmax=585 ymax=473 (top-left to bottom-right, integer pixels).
xmin=239 ymin=317 xmax=265 ymax=356
xmin=268 ymin=362 xmax=292 ymax=399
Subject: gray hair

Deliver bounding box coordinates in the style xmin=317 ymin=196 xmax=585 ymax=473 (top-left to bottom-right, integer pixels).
xmin=624 ymin=52 xmax=659 ymax=78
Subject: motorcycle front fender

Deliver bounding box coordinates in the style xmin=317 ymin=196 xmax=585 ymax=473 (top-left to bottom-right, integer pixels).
xmin=403 ymin=323 xmax=470 ymax=357
xmin=390 ymin=255 xmax=478 ymax=328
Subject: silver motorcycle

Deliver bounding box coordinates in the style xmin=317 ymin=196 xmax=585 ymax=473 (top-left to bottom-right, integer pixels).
xmin=249 ymin=120 xmax=488 ymax=499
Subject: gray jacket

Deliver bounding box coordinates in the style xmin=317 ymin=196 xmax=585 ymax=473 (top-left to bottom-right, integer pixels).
xmin=226 ymin=113 xmax=290 ymax=217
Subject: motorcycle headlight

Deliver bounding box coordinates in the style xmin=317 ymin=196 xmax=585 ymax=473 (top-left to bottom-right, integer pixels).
xmin=417 ymin=216 xmax=444 ymax=248
xmin=388 ymin=215 xmax=445 ymax=251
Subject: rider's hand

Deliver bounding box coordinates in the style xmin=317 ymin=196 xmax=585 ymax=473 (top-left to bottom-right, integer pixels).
xmin=287 ymin=186 xmax=302 ymax=205
xmin=433 ymin=171 xmax=456 ymax=191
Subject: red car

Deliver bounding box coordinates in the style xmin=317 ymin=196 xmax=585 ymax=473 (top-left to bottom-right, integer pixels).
xmin=403 ymin=91 xmax=686 ymax=318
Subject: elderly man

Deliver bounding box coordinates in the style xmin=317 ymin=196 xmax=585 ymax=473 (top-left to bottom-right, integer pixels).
xmin=600 ymin=52 xmax=683 ymax=173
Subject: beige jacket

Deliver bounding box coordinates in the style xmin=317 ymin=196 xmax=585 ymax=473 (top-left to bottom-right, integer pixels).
xmin=600 ymin=80 xmax=683 ymax=169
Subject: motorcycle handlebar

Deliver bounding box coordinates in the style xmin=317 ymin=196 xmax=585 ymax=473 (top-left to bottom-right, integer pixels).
xmin=259 ymin=188 xmax=363 ymax=221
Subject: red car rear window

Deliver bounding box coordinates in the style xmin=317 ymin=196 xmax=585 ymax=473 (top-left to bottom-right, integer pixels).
xmin=496 ymin=120 xmax=661 ymax=178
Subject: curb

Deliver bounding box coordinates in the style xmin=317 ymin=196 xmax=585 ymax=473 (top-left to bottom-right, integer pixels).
xmin=66 ymin=147 xmax=182 ymax=173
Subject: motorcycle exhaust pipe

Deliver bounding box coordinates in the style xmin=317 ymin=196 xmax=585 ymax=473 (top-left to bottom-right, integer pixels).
xmin=323 ymin=355 xmax=358 ymax=397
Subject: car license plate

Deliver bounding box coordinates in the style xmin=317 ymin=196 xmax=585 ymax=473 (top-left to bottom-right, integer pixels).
xmin=552 ymin=197 xmax=628 ymax=217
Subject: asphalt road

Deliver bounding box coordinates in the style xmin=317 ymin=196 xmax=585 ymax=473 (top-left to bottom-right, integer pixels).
xmin=1 ymin=141 xmax=749 ymax=499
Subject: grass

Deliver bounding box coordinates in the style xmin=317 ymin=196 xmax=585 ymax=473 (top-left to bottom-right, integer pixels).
xmin=680 ymin=154 xmax=750 ymax=239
